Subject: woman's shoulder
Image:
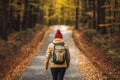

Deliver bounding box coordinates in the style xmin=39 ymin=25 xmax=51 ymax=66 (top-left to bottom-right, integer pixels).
xmin=48 ymin=43 xmax=54 ymax=48
xmin=64 ymin=43 xmax=68 ymax=46
xmin=48 ymin=42 xmax=68 ymax=48
xmin=62 ymin=43 xmax=69 ymax=50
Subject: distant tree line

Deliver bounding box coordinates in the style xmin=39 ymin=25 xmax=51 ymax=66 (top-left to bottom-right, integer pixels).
xmin=0 ymin=0 xmax=44 ymax=40
xmin=0 ymin=0 xmax=120 ymax=39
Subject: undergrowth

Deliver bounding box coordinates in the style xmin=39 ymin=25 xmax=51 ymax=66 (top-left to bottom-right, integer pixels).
xmin=0 ymin=25 xmax=44 ymax=78
xmin=82 ymin=29 xmax=120 ymax=62
xmin=75 ymin=28 xmax=120 ymax=79
xmin=0 ymin=26 xmax=42 ymax=61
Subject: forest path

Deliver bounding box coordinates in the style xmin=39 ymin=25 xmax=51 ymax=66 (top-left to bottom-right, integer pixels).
xmin=13 ymin=25 xmax=104 ymax=80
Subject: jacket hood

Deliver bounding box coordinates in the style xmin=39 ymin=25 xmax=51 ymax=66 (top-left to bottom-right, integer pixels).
xmin=53 ymin=38 xmax=64 ymax=44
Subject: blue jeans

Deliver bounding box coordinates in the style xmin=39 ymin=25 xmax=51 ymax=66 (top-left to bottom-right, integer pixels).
xmin=51 ymin=68 xmax=66 ymax=80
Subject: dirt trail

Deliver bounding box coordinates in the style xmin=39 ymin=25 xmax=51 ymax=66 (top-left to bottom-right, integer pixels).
xmin=13 ymin=25 xmax=104 ymax=80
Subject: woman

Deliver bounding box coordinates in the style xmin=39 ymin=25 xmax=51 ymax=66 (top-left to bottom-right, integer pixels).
xmin=44 ymin=29 xmax=70 ymax=80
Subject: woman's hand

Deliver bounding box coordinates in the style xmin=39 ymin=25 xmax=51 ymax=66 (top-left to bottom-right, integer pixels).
xmin=44 ymin=67 xmax=47 ymax=71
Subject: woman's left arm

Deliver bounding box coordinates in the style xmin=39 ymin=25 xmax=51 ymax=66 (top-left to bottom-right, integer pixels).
xmin=44 ymin=44 xmax=52 ymax=70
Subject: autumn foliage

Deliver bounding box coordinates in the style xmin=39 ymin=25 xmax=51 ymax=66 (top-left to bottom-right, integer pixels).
xmin=0 ymin=25 xmax=48 ymax=79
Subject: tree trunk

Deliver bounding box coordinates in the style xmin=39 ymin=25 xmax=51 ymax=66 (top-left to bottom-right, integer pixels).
xmin=75 ymin=0 xmax=79 ymax=30
xmin=39 ymin=9 xmax=44 ymax=24
xmin=22 ymin=0 xmax=28 ymax=30
xmin=97 ymin=0 xmax=107 ymax=34
xmin=1 ymin=0 xmax=8 ymax=40
xmin=92 ymin=0 xmax=97 ymax=29
xmin=84 ymin=0 xmax=87 ymax=12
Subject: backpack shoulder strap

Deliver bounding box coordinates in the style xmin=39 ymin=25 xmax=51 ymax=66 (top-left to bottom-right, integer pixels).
xmin=53 ymin=43 xmax=65 ymax=46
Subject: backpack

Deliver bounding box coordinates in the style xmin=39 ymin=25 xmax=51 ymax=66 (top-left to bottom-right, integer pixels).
xmin=52 ymin=43 xmax=66 ymax=64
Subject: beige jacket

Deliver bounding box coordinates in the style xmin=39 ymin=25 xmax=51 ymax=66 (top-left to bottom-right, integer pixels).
xmin=44 ymin=38 xmax=70 ymax=69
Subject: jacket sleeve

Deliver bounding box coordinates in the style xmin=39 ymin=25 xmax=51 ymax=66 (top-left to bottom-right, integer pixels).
xmin=44 ymin=44 xmax=52 ymax=69
xmin=65 ymin=44 xmax=70 ymax=68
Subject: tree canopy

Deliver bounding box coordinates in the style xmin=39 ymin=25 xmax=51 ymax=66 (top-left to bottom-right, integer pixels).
xmin=0 ymin=0 xmax=120 ymax=39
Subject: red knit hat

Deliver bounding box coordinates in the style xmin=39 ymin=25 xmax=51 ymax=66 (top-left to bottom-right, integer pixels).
xmin=55 ymin=29 xmax=63 ymax=39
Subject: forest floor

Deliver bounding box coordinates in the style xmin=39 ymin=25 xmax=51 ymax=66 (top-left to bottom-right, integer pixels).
xmin=72 ymin=27 xmax=120 ymax=80
xmin=0 ymin=24 xmax=51 ymax=80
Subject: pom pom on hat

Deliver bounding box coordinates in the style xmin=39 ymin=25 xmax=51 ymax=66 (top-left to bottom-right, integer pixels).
xmin=55 ymin=29 xmax=63 ymax=39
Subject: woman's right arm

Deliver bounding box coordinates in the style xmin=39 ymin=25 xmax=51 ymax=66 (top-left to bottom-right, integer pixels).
xmin=65 ymin=44 xmax=70 ymax=68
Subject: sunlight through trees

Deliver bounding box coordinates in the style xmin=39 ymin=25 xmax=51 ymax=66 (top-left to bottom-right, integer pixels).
xmin=0 ymin=0 xmax=120 ymax=39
